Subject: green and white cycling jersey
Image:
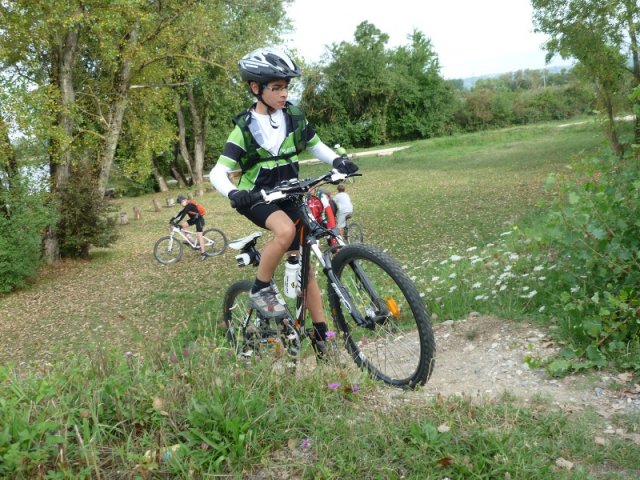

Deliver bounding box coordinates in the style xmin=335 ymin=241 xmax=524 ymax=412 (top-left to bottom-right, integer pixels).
xmin=217 ymin=103 xmax=321 ymax=192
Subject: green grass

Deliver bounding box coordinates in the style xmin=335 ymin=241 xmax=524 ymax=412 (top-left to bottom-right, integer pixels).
xmin=1 ymin=117 xmax=638 ymax=478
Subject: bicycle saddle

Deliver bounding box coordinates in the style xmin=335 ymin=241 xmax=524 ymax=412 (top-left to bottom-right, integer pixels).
xmin=229 ymin=231 xmax=262 ymax=250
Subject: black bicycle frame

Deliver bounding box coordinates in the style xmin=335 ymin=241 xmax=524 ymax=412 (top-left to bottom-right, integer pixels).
xmin=292 ymin=198 xmax=373 ymax=330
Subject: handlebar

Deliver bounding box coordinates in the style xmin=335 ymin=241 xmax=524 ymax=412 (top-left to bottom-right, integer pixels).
xmin=229 ymin=169 xmax=361 ymax=208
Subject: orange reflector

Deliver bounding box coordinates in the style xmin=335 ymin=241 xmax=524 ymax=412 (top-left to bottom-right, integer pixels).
xmin=386 ymin=297 xmax=399 ymax=318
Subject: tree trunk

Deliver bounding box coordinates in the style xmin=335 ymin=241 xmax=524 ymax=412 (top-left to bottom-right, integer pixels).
xmin=600 ymin=86 xmax=624 ymax=156
xmin=97 ymin=26 xmax=137 ymax=196
xmin=622 ymin=0 xmax=640 ymax=144
xmin=151 ymin=155 xmax=169 ymax=192
xmin=175 ymin=93 xmax=194 ymax=184
xmin=45 ymin=28 xmax=79 ymax=263
xmin=171 ymin=142 xmax=188 ymax=187
xmin=186 ymin=84 xmax=206 ymax=196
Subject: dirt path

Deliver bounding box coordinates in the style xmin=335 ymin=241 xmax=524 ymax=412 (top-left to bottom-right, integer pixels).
xmin=366 ymin=315 xmax=640 ymax=441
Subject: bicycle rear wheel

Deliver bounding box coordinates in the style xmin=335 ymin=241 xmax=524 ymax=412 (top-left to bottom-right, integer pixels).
xmin=203 ymin=228 xmax=228 ymax=256
xmin=329 ymin=243 xmax=435 ymax=388
xmin=223 ymin=280 xmax=300 ymax=364
xmin=345 ymin=222 xmax=363 ymax=244
xmin=153 ymin=236 xmax=184 ymax=264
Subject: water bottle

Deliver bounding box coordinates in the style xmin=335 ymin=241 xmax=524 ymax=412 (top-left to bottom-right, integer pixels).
xmin=283 ymin=255 xmax=300 ymax=299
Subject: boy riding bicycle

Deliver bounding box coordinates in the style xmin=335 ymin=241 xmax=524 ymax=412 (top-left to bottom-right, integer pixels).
xmin=209 ymin=47 xmax=358 ymax=357
xmin=170 ymin=195 xmax=212 ymax=261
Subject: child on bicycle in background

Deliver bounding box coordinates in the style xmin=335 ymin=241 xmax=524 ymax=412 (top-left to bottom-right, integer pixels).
xmin=170 ymin=195 xmax=212 ymax=261
xmin=208 ymin=47 xmax=358 ymax=357
xmin=333 ymin=184 xmax=353 ymax=237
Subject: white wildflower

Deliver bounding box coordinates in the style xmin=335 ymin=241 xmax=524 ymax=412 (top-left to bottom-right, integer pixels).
xmin=449 ymin=285 xmax=457 ymax=293
xmin=439 ymin=259 xmax=448 ymax=265
xmin=448 ymin=273 xmax=457 ymax=279
xmin=431 ymin=276 xmax=440 ymax=282
xmin=570 ymin=286 xmax=580 ymax=293
xmin=466 ymin=246 xmax=478 ymax=252
xmin=499 ymin=285 xmax=507 ymax=292
xmin=472 ymin=282 xmax=482 ymax=288
xmin=450 ymin=254 xmax=463 ymax=262
xmin=500 ymin=231 xmax=513 ymax=236
xmin=533 ymin=265 xmax=544 ymax=272
xmin=508 ymin=252 xmax=519 ymax=261
xmin=538 ymin=305 xmax=546 ymax=312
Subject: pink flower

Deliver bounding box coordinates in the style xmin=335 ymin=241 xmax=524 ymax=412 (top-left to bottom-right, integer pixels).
xmin=328 ymin=382 xmax=341 ymax=390
xmin=326 ymin=330 xmax=336 ymax=339
xmin=300 ymin=438 xmax=311 ymax=449
xmin=351 ymin=384 xmax=359 ymax=393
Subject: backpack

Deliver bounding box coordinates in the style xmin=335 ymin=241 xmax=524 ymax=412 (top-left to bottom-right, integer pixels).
xmin=188 ymin=200 xmax=206 ymax=216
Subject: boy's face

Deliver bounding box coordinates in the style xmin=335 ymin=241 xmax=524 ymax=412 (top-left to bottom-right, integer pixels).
xmin=253 ymin=79 xmax=289 ymax=109
xmin=180 ymin=199 xmax=187 ymax=207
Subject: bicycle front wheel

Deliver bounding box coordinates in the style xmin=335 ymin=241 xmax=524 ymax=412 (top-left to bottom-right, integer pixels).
xmin=223 ymin=280 xmax=300 ymax=364
xmin=345 ymin=222 xmax=363 ymax=244
xmin=329 ymin=243 xmax=435 ymax=388
xmin=203 ymin=228 xmax=228 ymax=256
xmin=153 ymin=236 xmax=184 ymax=264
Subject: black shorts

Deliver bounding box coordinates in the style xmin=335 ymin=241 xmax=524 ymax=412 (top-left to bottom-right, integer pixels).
xmin=187 ymin=216 xmax=205 ymax=232
xmin=238 ymin=198 xmax=301 ymax=251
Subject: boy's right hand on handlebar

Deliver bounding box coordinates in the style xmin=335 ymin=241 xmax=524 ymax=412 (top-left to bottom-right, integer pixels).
xmin=228 ymin=189 xmax=253 ymax=209
xmin=332 ymin=157 xmax=359 ymax=174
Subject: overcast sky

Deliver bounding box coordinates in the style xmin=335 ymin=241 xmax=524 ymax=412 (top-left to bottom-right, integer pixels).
xmin=282 ymin=0 xmax=572 ymax=79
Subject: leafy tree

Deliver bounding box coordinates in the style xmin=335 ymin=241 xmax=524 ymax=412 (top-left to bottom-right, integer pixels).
xmin=532 ymin=0 xmax=640 ymax=153
xmin=386 ymin=31 xmax=455 ymax=140
xmin=0 ymin=0 xmax=291 ymax=264
xmin=301 ymin=22 xmax=454 ymax=147
xmin=301 ymin=22 xmax=393 ymax=147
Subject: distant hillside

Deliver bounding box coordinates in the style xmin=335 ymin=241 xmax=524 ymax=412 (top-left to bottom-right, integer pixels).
xmin=460 ymin=65 xmax=573 ymax=89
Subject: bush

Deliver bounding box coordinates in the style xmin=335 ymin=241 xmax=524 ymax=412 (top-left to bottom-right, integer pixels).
xmin=0 ymin=175 xmax=55 ymax=293
xmin=534 ymin=151 xmax=640 ymax=372
xmin=57 ymin=166 xmax=119 ymax=259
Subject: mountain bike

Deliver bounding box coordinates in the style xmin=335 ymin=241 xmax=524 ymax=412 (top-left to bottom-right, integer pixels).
xmin=153 ymin=223 xmax=228 ymax=264
xmin=222 ymin=170 xmax=435 ymax=389
xmin=343 ymin=214 xmax=363 ymax=244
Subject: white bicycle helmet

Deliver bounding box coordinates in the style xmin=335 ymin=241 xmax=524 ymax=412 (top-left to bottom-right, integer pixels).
xmin=239 ymin=47 xmax=301 ymax=83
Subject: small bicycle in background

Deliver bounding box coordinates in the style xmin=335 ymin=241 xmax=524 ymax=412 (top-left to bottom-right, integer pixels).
xmin=343 ymin=214 xmax=363 ymax=244
xmin=222 ymin=170 xmax=435 ymax=389
xmin=153 ymin=222 xmax=228 ymax=264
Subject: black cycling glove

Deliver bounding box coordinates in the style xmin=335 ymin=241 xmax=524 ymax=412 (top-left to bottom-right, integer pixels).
xmin=228 ymin=189 xmax=252 ymax=209
xmin=332 ymin=157 xmax=359 ymax=174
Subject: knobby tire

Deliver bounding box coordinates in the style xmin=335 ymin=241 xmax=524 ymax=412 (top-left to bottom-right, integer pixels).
xmin=329 ymin=243 xmax=435 ymax=388
xmin=153 ymin=236 xmax=184 ymax=264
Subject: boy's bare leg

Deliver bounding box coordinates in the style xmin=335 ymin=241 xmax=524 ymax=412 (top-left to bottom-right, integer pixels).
xmin=257 ymin=210 xmax=295 ymax=282
xmin=197 ymin=232 xmax=206 ymax=253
